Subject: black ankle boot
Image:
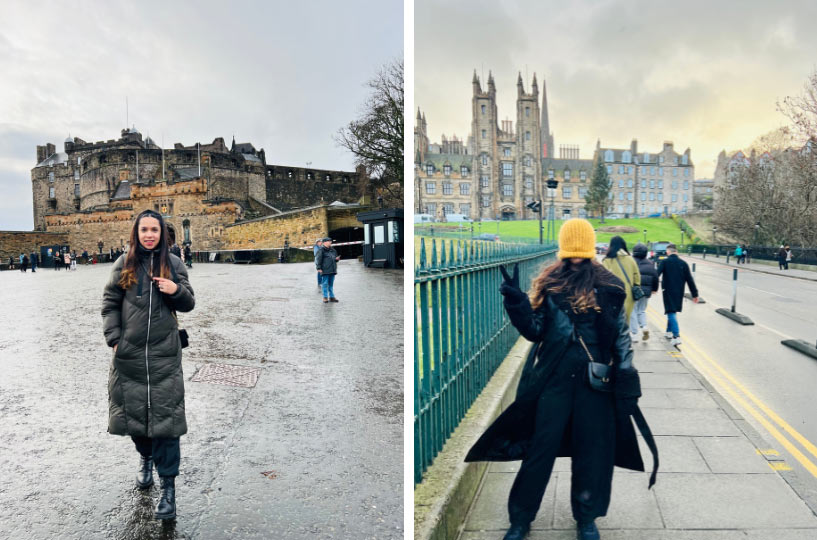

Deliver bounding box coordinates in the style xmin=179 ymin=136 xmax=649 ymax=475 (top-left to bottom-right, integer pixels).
xmin=503 ymin=522 xmax=530 ymax=540
xmin=576 ymin=520 xmax=600 ymax=540
xmin=136 ymin=456 xmax=154 ymax=489
xmin=155 ymin=476 xmax=176 ymax=520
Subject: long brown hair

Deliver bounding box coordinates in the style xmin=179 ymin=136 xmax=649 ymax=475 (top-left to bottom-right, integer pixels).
xmin=118 ymin=210 xmax=173 ymax=290
xmin=529 ymin=258 xmax=623 ymax=312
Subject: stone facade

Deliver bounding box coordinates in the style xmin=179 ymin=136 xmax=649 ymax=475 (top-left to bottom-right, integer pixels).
xmin=222 ymin=205 xmax=368 ymax=250
xmin=0 ymin=231 xmax=68 ymax=263
xmin=415 ymin=71 xmax=695 ymax=221
xmin=29 ymin=128 xmax=366 ymax=252
xmin=597 ymin=140 xmax=694 ymax=217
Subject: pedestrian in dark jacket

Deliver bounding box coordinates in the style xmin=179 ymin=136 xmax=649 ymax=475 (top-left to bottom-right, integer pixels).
xmin=30 ymin=251 xmax=38 ymax=272
xmin=313 ymin=238 xmax=323 ymax=287
xmin=167 ymin=225 xmax=182 ymax=259
xmin=53 ymin=251 xmax=61 ymax=270
xmin=778 ymin=245 xmax=787 ymax=270
xmin=21 ymin=254 xmax=28 ymax=272
xmin=315 ymin=237 xmax=341 ymax=303
xmin=102 ymin=209 xmax=194 ymax=521
xmin=656 ymin=244 xmax=698 ymax=347
xmin=631 ymin=243 xmax=658 ymax=343
xmin=465 ymin=219 xmax=657 ymax=540
xmin=183 ymin=244 xmax=192 ymax=268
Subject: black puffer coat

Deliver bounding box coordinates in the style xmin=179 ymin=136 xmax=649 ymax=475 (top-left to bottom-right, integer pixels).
xmin=102 ymin=250 xmax=195 ymax=438
xmin=466 ymin=276 xmax=657 ymax=484
xmin=636 ymin=256 xmax=659 ymax=297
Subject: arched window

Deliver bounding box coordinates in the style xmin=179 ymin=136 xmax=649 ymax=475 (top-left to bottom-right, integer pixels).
xmin=622 ymin=150 xmax=631 ymax=163
xmin=604 ymin=150 xmax=614 ymax=162
xmin=182 ymin=219 xmax=191 ymax=244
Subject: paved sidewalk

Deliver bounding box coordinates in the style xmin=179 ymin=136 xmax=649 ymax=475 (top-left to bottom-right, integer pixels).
xmin=684 ymin=253 xmax=817 ymax=282
xmin=457 ymin=318 xmax=817 ymax=539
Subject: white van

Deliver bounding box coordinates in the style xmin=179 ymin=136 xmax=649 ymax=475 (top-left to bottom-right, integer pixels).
xmin=444 ymin=213 xmax=471 ymax=223
xmin=414 ymin=213 xmax=434 ymax=224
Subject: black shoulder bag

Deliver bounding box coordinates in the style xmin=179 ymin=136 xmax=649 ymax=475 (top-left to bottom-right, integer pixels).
xmin=616 ymin=257 xmax=646 ymax=301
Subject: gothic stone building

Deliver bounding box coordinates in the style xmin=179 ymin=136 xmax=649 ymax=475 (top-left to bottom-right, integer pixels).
xmin=415 ymin=71 xmax=695 ymax=221
xmin=32 ymin=128 xmax=365 ymax=251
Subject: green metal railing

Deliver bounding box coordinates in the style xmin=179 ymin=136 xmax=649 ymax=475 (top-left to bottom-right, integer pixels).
xmin=414 ymin=238 xmax=557 ymax=484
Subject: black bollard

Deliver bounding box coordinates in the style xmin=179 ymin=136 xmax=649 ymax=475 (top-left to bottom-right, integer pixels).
xmin=716 ymin=268 xmax=753 ymax=324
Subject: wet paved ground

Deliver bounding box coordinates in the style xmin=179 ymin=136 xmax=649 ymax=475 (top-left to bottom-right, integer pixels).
xmin=0 ymin=260 xmax=403 ymax=539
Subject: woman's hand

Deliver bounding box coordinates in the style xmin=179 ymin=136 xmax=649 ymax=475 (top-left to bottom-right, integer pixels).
xmin=113 ymin=344 xmax=118 ymax=353
xmin=499 ymin=264 xmax=526 ymax=301
xmin=153 ymin=277 xmax=178 ymax=295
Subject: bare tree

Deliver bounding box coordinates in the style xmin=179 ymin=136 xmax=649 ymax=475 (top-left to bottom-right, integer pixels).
xmin=336 ymin=58 xmax=404 ymax=206
xmin=779 ymin=69 xmax=817 ymax=143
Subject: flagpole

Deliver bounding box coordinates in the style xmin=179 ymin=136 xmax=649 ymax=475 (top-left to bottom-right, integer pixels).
xmin=198 ymin=142 xmax=201 ymax=177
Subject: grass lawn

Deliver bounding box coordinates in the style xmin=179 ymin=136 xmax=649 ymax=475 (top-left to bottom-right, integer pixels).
xmin=417 ymin=217 xmax=695 ymax=250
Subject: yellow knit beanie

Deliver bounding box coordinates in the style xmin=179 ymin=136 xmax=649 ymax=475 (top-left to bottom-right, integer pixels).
xmin=557 ymin=218 xmax=596 ymax=259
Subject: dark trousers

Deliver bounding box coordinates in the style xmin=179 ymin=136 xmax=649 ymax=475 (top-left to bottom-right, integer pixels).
xmin=508 ymin=352 xmax=616 ymax=526
xmin=132 ymin=436 xmax=181 ymax=477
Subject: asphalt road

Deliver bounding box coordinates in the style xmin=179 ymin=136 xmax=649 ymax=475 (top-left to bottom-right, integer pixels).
xmin=653 ymin=255 xmax=817 ymax=497
xmin=0 ymin=260 xmax=403 ymax=540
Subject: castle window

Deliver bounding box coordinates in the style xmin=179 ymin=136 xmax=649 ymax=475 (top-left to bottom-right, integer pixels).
xmin=74 ymin=170 xmax=79 ymax=181
xmin=628 ymin=192 xmax=633 ymax=201
xmin=49 ymin=172 xmax=54 ymax=183
xmin=343 ymin=175 xmax=350 ymax=183
xmin=580 ymin=171 xmax=587 ymax=181
xmin=659 ymin=167 xmax=664 ymax=176
xmin=74 ymin=184 xmax=80 ymax=197
xmin=564 ymin=169 xmax=571 ymax=180
xmin=525 ymin=107 xmax=530 ymax=117
xmin=502 ymin=162 xmax=513 ymax=177
xmin=503 ymin=148 xmax=511 ymax=157
xmin=641 ymin=179 xmax=646 ymax=188
xmin=548 ymin=169 xmax=554 ymax=179
xmin=443 ymin=165 xmax=451 ymax=176
xmin=618 ymin=180 xmax=624 ymax=188
xmin=684 ymin=169 xmax=690 ymax=177
xmin=481 ymin=129 xmax=487 ymax=139
xmin=604 ymin=150 xmax=614 ymax=162
xmin=325 ymin=174 xmax=331 ymax=181
xmin=579 ymin=186 xmax=588 ymax=198
xmin=426 ymin=203 xmax=437 ymax=214
xmin=524 ymin=156 xmax=531 ymax=167
xmin=461 ymin=165 xmax=468 ymax=176
xmin=425 ymin=182 xmax=436 ymax=194
xmin=443 ymin=203 xmax=454 ymax=215
xmin=622 ymin=150 xmax=631 ymax=163
xmin=480 ymin=175 xmax=489 ymax=188
xmin=442 ymin=182 xmax=452 ymax=195
xmin=627 ymin=179 xmax=633 ymax=188
xmin=502 ymin=183 xmax=513 ymax=197
xmin=288 ymin=170 xmax=293 ymax=178
xmin=682 ymin=154 xmax=689 ymax=165
xmin=673 ymin=157 xmax=679 ymax=165
xmin=525 ymin=131 xmax=531 ymax=141
xmin=49 ymin=187 xmax=55 ymax=198
xmin=658 ymin=180 xmax=664 ymax=189
xmin=683 ymin=181 xmax=689 ymax=190
xmin=183 ymin=219 xmax=191 ymax=244
xmin=307 ymin=172 xmax=314 ymax=180
xmin=672 ymin=168 xmax=678 ymax=177
xmin=460 ymin=183 xmax=470 ymax=195
xmin=426 ymin=164 xmax=434 ymax=175
xmin=659 ymin=156 xmax=665 ymax=163
xmin=482 ymin=195 xmax=491 ymax=207
xmin=460 ymin=203 xmax=470 ymax=216
xmin=563 ymin=187 xmax=572 ymax=199
xmin=641 ymin=192 xmax=647 ymax=201
xmin=606 ymin=165 xmax=612 ymax=174
xmin=525 ymin=176 xmax=533 ymax=190
xmin=481 ymin=104 xmax=486 ymax=115
xmin=671 ymin=181 xmax=678 ymax=190
xmin=482 ymin=154 xmax=488 ymax=166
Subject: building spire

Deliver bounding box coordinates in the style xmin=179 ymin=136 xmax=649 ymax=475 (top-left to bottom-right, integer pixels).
xmin=539 ymin=76 xmax=554 ymax=158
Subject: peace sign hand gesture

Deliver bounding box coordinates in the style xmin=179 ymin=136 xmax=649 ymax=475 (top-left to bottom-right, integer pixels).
xmin=499 ymin=264 xmax=526 ymax=301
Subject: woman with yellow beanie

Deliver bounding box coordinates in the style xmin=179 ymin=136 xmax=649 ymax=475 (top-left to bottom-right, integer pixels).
xmin=601 ymin=236 xmax=641 ymax=321
xmin=466 ymin=218 xmax=657 ymax=540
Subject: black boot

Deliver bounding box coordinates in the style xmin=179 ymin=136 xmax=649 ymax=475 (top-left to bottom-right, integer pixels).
xmin=136 ymin=456 xmax=154 ymax=489
xmin=503 ymin=523 xmax=530 ymax=540
xmin=155 ymin=476 xmax=176 ymax=520
xmin=576 ymin=520 xmax=600 ymax=540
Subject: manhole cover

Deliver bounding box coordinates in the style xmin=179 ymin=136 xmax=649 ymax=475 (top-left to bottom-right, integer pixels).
xmin=191 ymin=363 xmax=262 ymax=388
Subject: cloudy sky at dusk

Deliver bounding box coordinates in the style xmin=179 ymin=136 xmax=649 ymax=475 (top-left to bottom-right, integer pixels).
xmin=0 ymin=0 xmax=402 ymax=230
xmin=416 ymin=0 xmax=817 ymax=178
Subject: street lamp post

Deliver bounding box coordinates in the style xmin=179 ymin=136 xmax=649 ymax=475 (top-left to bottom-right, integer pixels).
xmin=546 ymin=178 xmax=559 ymax=244
xmin=643 ymin=229 xmax=647 ymax=244
xmin=712 ymin=226 xmax=718 ymax=257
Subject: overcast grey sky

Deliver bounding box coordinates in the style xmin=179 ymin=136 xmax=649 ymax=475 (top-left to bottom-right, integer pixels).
xmin=416 ymin=0 xmax=816 ymax=179
xmin=0 ymin=0 xmax=403 ymax=230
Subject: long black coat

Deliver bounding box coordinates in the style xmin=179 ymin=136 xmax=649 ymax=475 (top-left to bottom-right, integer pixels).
xmin=656 ymin=254 xmax=698 ymax=313
xmin=465 ymin=278 xmax=648 ymax=474
xmin=102 ymin=251 xmax=195 ymax=438
xmin=636 ymin=257 xmax=659 ymax=297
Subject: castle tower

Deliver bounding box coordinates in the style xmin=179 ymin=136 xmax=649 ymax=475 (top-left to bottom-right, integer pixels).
xmin=539 ymin=76 xmax=555 ymax=159
xmin=414 ymin=108 xmax=429 ymax=165
xmin=516 ymin=73 xmax=542 ymax=218
xmin=472 ymin=70 xmax=498 ymax=219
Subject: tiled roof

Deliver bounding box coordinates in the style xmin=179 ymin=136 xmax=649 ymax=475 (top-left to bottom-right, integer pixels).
xmin=541 ymin=157 xmax=593 ymax=170
xmin=111 ymin=180 xmax=130 ymax=200
xmin=34 ymin=152 xmax=68 ymax=168
xmin=423 ymin=153 xmax=472 ymax=170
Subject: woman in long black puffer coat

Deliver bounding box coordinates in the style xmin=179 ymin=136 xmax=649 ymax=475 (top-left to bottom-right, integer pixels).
xmin=102 ymin=209 xmax=194 ymax=520
xmin=465 ymin=218 xmax=657 ymax=540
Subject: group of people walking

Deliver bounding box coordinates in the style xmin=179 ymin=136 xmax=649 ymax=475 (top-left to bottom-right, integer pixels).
xmin=467 ymin=219 xmax=699 ymax=540
xmin=778 ymin=245 xmax=793 ymax=270
xmin=734 ymin=244 xmax=749 ymax=264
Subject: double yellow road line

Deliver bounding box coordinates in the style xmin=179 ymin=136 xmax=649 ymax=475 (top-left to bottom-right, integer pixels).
xmin=646 ymin=306 xmax=817 ymax=478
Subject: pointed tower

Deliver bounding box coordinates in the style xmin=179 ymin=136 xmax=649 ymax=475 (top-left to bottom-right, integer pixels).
xmin=472 ymin=69 xmax=498 ymax=219
xmin=414 ymin=108 xmax=429 ymax=165
xmin=517 ymin=73 xmax=542 ymax=217
xmin=540 ymin=77 xmax=555 ymax=159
